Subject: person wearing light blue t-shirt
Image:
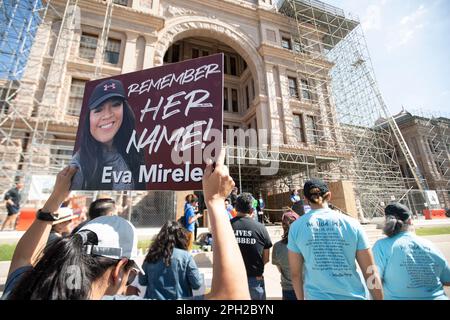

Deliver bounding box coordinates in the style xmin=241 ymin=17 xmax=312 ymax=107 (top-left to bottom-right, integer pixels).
xmin=373 ymin=203 xmax=450 ymax=300
xmin=287 ymin=179 xmax=384 ymax=300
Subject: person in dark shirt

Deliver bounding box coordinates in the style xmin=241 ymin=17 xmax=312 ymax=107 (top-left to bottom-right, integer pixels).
xmin=229 ymin=187 xmax=239 ymax=207
xmin=1 ymin=182 xmax=24 ymax=231
xmin=230 ymin=192 xmax=272 ymax=300
xmin=71 ymin=197 xmax=117 ymax=234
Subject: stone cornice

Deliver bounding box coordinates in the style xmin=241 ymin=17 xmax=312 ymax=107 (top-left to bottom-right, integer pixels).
xmin=258 ymin=43 xmax=334 ymax=69
xmin=50 ymin=0 xmax=164 ymax=31
xmin=179 ymin=0 xmax=259 ymax=22
xmin=66 ymin=60 xmax=121 ymax=78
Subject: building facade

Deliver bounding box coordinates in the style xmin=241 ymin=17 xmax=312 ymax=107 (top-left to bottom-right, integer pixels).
xmin=390 ymin=110 xmax=450 ymax=210
xmin=1 ymin=0 xmax=402 ymax=223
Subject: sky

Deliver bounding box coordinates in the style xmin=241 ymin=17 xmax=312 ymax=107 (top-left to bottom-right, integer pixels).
xmin=324 ymin=0 xmax=450 ymax=117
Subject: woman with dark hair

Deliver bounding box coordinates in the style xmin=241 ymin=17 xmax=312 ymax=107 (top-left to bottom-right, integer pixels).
xmin=2 ymin=149 xmax=251 ymax=300
xmin=2 ymin=167 xmax=142 ymax=300
xmin=288 ymin=179 xmax=383 ymax=300
xmin=71 ymin=79 xmax=145 ymax=190
xmin=272 ymin=210 xmax=299 ymax=300
xmin=138 ymin=220 xmax=202 ymax=299
xmin=372 ymin=203 xmax=450 ymax=300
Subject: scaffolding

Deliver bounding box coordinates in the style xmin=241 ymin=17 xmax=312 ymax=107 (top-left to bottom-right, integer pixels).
xmin=392 ymin=109 xmax=450 ymax=212
xmin=0 ymin=0 xmax=446 ymax=223
xmin=275 ymin=0 xmax=420 ymax=217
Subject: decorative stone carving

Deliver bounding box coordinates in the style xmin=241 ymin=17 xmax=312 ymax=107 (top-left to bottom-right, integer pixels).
xmin=165 ymin=5 xmax=197 ymax=17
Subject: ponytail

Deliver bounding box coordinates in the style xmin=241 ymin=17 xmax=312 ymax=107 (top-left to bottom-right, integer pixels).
xmin=8 ymin=231 xmax=118 ymax=300
xmin=383 ymin=216 xmax=409 ymax=238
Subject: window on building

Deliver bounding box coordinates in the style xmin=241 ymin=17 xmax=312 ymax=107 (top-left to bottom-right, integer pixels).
xmin=68 ymin=78 xmax=87 ymax=116
xmin=305 ymin=115 xmax=319 ymax=145
xmin=0 ymin=87 xmax=17 ymax=114
xmin=301 ymin=79 xmax=312 ymax=100
xmin=293 ymin=114 xmax=305 ymax=142
xmin=201 ymin=50 xmax=209 ymax=57
xmin=172 ymin=44 xmax=180 ymax=62
xmin=104 ymin=38 xmax=121 ymax=64
xmin=163 ymin=43 xmax=181 ymax=63
xmin=223 ymin=87 xmax=229 ymax=112
xmin=243 ymin=59 xmax=247 ymax=71
xmin=192 ymin=48 xmax=199 ymax=59
xmin=427 ymin=138 xmax=439 ymax=153
xmin=223 ymin=124 xmax=229 ymax=143
xmin=51 ymin=146 xmax=74 ymax=167
xmin=79 ymin=33 xmax=98 ymax=61
xmin=288 ymin=77 xmax=298 ymax=98
xmin=230 ymin=56 xmax=237 ymax=76
xmin=435 ymin=160 xmax=446 ymax=177
xmin=245 ymin=85 xmax=250 ymax=109
xmin=231 ymin=89 xmax=239 ymax=113
xmin=112 ymin=0 xmax=128 ymax=5
xmin=281 ymin=37 xmax=292 ymax=50
xmin=233 ymin=126 xmax=240 ymax=147
xmin=293 ymin=39 xmax=304 ymax=53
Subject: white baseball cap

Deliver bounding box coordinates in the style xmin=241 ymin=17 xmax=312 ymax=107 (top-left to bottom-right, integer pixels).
xmin=53 ymin=207 xmax=76 ymax=225
xmin=77 ymin=216 xmax=144 ymax=274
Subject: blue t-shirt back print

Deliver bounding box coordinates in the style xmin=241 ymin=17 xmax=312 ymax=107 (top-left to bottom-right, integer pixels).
xmin=287 ymin=207 xmax=370 ymax=300
xmin=373 ymin=231 xmax=450 ymax=300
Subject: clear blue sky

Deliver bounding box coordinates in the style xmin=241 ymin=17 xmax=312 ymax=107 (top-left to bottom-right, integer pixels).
xmin=325 ymin=0 xmax=450 ymax=117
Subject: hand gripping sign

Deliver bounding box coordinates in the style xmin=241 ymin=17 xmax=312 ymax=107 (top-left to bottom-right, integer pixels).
xmin=70 ymin=54 xmax=223 ymax=191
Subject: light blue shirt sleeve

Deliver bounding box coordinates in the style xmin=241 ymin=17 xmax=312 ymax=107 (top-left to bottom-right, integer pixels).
xmin=356 ymin=224 xmax=370 ymax=251
xmin=287 ymin=221 xmax=301 ymax=254
xmin=372 ymin=241 xmax=386 ymax=278
xmin=440 ymin=262 xmax=450 ymax=284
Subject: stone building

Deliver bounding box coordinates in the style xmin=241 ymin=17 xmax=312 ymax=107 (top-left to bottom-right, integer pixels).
xmin=388 ymin=110 xmax=450 ymax=210
xmin=1 ymin=0 xmax=394 ymax=224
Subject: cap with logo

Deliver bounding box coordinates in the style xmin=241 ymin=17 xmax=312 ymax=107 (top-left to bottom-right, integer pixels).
xmin=384 ymin=203 xmax=412 ymax=222
xmin=77 ymin=215 xmax=144 ymax=274
xmin=88 ymin=79 xmax=126 ymax=111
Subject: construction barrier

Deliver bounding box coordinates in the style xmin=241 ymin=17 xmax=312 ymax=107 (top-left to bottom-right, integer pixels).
xmin=16 ymin=207 xmax=37 ymax=231
xmin=423 ymin=209 xmax=447 ymax=220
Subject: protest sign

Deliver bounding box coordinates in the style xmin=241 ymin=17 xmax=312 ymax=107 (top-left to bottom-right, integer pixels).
xmin=71 ymin=53 xmax=223 ymax=191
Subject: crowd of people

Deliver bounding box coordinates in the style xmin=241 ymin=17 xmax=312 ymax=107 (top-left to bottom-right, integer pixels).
xmin=0 ymin=151 xmax=449 ymax=300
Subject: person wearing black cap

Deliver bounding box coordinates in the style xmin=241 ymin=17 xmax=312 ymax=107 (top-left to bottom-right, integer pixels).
xmin=287 ymin=178 xmax=383 ymax=300
xmin=372 ymin=203 xmax=450 ymax=300
xmin=70 ymin=79 xmax=145 ymax=190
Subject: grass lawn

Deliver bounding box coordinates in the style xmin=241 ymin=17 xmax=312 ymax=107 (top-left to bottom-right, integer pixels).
xmin=0 ymin=244 xmax=16 ymax=262
xmin=416 ymin=226 xmax=450 ymax=236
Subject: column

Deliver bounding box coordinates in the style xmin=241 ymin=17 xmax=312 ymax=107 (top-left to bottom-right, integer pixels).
xmin=264 ymin=64 xmax=281 ymax=147
xmin=121 ymin=32 xmax=138 ymax=73
xmin=278 ymin=66 xmax=296 ymax=145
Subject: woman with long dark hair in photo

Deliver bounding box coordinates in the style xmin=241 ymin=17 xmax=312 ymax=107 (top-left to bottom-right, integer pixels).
xmin=70 ymin=79 xmax=145 ymax=190
xmin=137 ymin=220 xmax=203 ymax=299
xmin=372 ymin=203 xmax=450 ymax=300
